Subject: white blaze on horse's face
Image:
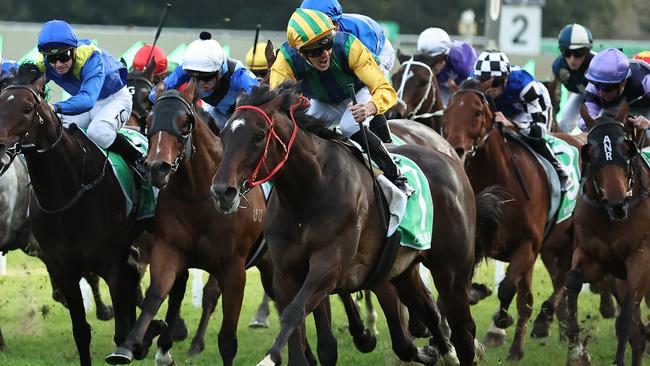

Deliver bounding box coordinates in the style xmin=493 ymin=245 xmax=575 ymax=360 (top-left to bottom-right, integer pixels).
xmin=230 ymin=118 xmax=246 ymax=133
xmin=603 ymin=135 xmax=613 ymax=161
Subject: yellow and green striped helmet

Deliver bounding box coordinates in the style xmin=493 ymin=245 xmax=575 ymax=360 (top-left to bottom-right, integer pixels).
xmin=287 ymin=8 xmax=335 ymax=50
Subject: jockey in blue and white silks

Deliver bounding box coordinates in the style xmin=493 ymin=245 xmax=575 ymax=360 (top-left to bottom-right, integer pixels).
xmin=36 ymin=19 xmax=146 ymax=179
xmin=149 ymin=32 xmax=259 ymax=130
xmin=473 ymin=49 xmax=568 ymax=190
xmin=300 ymin=0 xmax=395 ymax=76
xmin=579 ymin=47 xmax=650 ymax=132
xmin=551 ymin=23 xmax=595 ymax=132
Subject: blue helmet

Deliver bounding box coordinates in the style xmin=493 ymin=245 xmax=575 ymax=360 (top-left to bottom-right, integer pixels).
xmin=38 ymin=20 xmax=78 ymax=53
xmin=300 ymin=0 xmax=343 ymax=21
xmin=558 ymin=23 xmax=592 ymax=51
xmin=586 ymin=48 xmax=630 ymax=84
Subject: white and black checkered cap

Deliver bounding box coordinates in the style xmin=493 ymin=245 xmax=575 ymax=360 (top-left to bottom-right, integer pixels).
xmin=473 ymin=50 xmax=511 ymax=80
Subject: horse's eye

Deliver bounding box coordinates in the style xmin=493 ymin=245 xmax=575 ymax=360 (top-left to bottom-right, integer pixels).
xmin=24 ymin=106 xmax=33 ymax=114
xmin=254 ymin=131 xmax=266 ymax=143
xmin=474 ymin=110 xmax=482 ymax=118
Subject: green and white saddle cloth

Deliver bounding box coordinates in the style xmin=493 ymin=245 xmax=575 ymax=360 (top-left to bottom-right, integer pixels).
xmin=544 ymin=134 xmax=580 ymax=223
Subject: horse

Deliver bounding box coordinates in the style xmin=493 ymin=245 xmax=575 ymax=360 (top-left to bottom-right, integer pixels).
xmin=442 ymin=78 xmax=584 ymax=361
xmin=125 ymin=57 xmax=157 ymax=133
xmin=0 ymin=63 xmax=146 ymax=366
xmin=565 ymin=103 xmax=650 ymax=366
xmin=210 ymin=81 xmax=493 ymax=366
xmin=386 ymin=50 xmax=445 ymax=132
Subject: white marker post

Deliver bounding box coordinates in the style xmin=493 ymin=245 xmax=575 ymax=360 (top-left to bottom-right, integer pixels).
xmin=0 ymin=252 xmax=7 ymax=276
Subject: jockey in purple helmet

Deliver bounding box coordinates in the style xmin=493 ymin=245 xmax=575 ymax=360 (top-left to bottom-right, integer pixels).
xmin=424 ymin=36 xmax=477 ymax=105
xmin=580 ymin=48 xmax=650 ymax=131
xmin=550 ymin=23 xmax=596 ymax=132
xmin=36 ymin=19 xmax=147 ymax=179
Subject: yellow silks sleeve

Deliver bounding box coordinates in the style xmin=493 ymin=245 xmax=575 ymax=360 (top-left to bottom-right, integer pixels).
xmin=347 ymin=38 xmax=396 ymax=115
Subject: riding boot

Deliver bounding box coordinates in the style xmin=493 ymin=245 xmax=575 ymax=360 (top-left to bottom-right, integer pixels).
xmin=369 ymin=114 xmax=392 ymax=143
xmin=527 ymin=135 xmax=569 ymax=192
xmin=108 ymin=133 xmax=148 ymax=182
xmin=350 ymin=126 xmax=414 ymax=197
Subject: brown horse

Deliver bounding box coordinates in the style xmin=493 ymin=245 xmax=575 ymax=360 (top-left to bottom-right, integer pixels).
xmin=443 ymin=79 xmax=582 ymax=360
xmin=211 ymin=82 xmax=487 ymax=366
xmin=386 ymin=51 xmax=445 ymax=132
xmin=106 ymin=82 xmax=270 ymax=366
xmin=0 ymin=63 xmax=146 ymax=366
xmin=565 ymin=104 xmax=650 ymax=366
xmin=125 ymin=57 xmax=157 ymax=133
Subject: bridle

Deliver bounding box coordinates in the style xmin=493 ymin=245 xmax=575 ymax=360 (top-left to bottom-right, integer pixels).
xmin=127 ymin=74 xmax=155 ymax=132
xmin=395 ymin=58 xmax=441 ymax=120
xmin=0 ymin=84 xmax=108 ymax=215
xmin=446 ymin=88 xmax=498 ymax=161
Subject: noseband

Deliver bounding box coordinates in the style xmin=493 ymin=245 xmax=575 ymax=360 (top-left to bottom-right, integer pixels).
xmin=395 ymin=58 xmax=440 ymax=120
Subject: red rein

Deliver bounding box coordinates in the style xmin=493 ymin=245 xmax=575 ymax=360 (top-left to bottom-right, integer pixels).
xmin=235 ymin=97 xmax=307 ymax=188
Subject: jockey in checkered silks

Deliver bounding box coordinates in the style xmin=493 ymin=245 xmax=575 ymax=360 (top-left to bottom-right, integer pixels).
xmin=473 ymin=49 xmax=569 ymax=192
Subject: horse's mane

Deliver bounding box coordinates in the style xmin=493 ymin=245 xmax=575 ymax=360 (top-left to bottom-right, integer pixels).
xmin=14 ymin=62 xmax=43 ymax=86
xmin=239 ymin=81 xmax=347 ymax=143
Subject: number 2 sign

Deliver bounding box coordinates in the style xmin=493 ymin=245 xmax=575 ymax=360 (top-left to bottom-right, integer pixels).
xmin=498 ymin=5 xmax=541 ymax=55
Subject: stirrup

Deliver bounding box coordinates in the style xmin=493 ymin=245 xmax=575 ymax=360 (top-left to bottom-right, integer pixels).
xmin=392 ymin=175 xmax=415 ymax=197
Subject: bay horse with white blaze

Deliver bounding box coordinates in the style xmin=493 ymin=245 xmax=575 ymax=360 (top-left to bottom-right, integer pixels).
xmin=565 ymin=104 xmax=650 ymax=366
xmin=0 ymin=64 xmax=145 ymax=366
xmin=443 ymin=79 xmax=582 ymax=361
xmin=211 ymin=82 xmax=484 ymax=366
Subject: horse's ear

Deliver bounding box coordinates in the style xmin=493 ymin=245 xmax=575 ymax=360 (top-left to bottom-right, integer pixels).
xmin=120 ymin=57 xmax=128 ymax=68
xmin=397 ymin=49 xmax=410 ymax=64
xmin=265 ymin=40 xmax=276 ymax=68
xmin=181 ymin=79 xmax=196 ymax=103
xmin=154 ymin=81 xmax=165 ymax=101
xmin=32 ymin=74 xmax=46 ymax=95
xmin=615 ymin=100 xmax=629 ymax=123
xmin=580 ymin=143 xmax=591 ymax=163
xmin=580 ymin=104 xmax=596 ymax=129
xmin=144 ymin=56 xmax=156 ymax=80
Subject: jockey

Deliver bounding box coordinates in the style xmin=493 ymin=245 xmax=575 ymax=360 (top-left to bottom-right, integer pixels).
xmin=580 ymin=48 xmax=650 ymax=131
xmin=0 ymin=53 xmax=19 ymax=87
xmin=550 ymin=23 xmax=595 ymax=132
xmin=132 ymin=44 xmax=168 ymax=84
xmin=149 ymin=32 xmax=259 ymax=130
xmin=245 ymin=42 xmax=270 ymax=79
xmin=270 ymin=9 xmax=412 ymax=195
xmin=473 ymin=49 xmax=568 ymax=191
xmin=36 ymin=20 xmax=147 ymax=179
xmin=299 ymin=0 xmax=394 ymax=143
xmin=416 ymin=28 xmax=477 ymax=105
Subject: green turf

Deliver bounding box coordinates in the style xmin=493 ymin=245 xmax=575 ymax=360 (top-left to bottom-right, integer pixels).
xmin=0 ymin=251 xmax=639 ymax=365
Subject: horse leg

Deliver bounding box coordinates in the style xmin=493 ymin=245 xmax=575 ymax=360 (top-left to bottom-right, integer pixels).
xmin=312 ymin=297 xmax=337 ymax=366
xmin=338 ymin=293 xmax=377 ymax=353
xmin=47 ymin=265 xmax=91 ymax=366
xmin=371 ymin=280 xmax=438 ymax=365
xmin=531 ymin=248 xmax=569 ymax=339
xmin=106 ymin=243 xmax=184 ymax=364
xmin=188 ymin=274 xmax=221 ymax=356
xmin=155 ymin=269 xmax=189 ymax=366
xmin=84 ymin=272 xmax=115 ymax=321
xmin=619 ymin=252 xmax=650 ymax=366
xmin=506 ymin=258 xmax=535 ymax=361
xmin=0 ymin=324 xmax=4 ymax=351
xmin=105 ymin=259 xmax=141 ymax=354
xmin=216 ymin=260 xmax=247 ymax=366
xmin=250 ymin=293 xmax=271 ymax=328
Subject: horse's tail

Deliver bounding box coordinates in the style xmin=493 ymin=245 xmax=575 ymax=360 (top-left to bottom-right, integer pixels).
xmin=474 ymin=185 xmax=510 ymax=264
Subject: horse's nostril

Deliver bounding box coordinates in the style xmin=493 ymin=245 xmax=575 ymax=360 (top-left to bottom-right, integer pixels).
xmin=224 ymin=187 xmax=238 ymax=201
xmin=455 ymin=148 xmax=465 ymax=159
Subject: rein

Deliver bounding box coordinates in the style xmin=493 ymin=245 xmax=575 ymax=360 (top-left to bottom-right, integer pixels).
xmin=0 ymin=84 xmax=108 ymax=215
xmin=395 ymin=58 xmax=440 ymax=120
xmin=237 ymin=97 xmax=305 ymax=189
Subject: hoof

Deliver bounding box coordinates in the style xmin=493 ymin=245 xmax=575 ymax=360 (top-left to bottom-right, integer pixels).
xmin=599 ymin=297 xmax=617 ymax=319
xmin=483 ymin=324 xmax=507 ymax=348
xmin=105 ymin=347 xmax=133 ymax=365
xmin=492 ymin=309 xmax=514 ymax=329
xmin=469 ymin=283 xmax=493 ymax=305
xmin=415 ymin=345 xmax=440 ymax=365
xmin=257 ymin=354 xmax=276 ymax=366
xmin=96 ymin=305 xmax=114 ymax=321
xmin=187 ymin=340 xmax=204 ymax=357
xmin=172 ymin=318 xmax=188 ymax=342
xmin=567 ymin=345 xmax=592 ymax=366
xmin=155 ymin=348 xmax=175 ymax=366
xmin=409 ymin=318 xmax=432 ymax=339
xmin=435 ymin=346 xmax=460 ymax=366
xmin=530 ymin=319 xmax=551 ymax=338
xmin=249 ymin=316 xmax=270 ymax=329
xmin=353 ymin=328 xmax=377 ymax=353
xmin=473 ymin=339 xmax=485 ymax=365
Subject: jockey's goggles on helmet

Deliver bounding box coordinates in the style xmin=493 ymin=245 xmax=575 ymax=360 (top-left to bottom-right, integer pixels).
xmin=44 ymin=49 xmax=73 ymax=64
xmin=593 ymin=81 xmax=621 ymax=92
xmin=186 ymin=71 xmax=219 ymax=82
xmin=300 ymin=33 xmax=334 ymax=58
xmin=563 ymin=48 xmax=588 ymax=59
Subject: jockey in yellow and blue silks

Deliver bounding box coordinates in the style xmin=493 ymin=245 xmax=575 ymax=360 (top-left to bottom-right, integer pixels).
xmin=473 ymin=49 xmax=568 ymax=191
xmin=149 ymin=32 xmax=259 ymax=130
xmin=550 ymin=23 xmax=595 ymax=132
xmin=579 ymin=48 xmax=650 ymax=131
xmin=300 ymin=0 xmax=395 ymax=143
xmin=36 ymin=19 xmax=147 ymax=179
xmin=270 ymin=8 xmax=412 ymax=195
